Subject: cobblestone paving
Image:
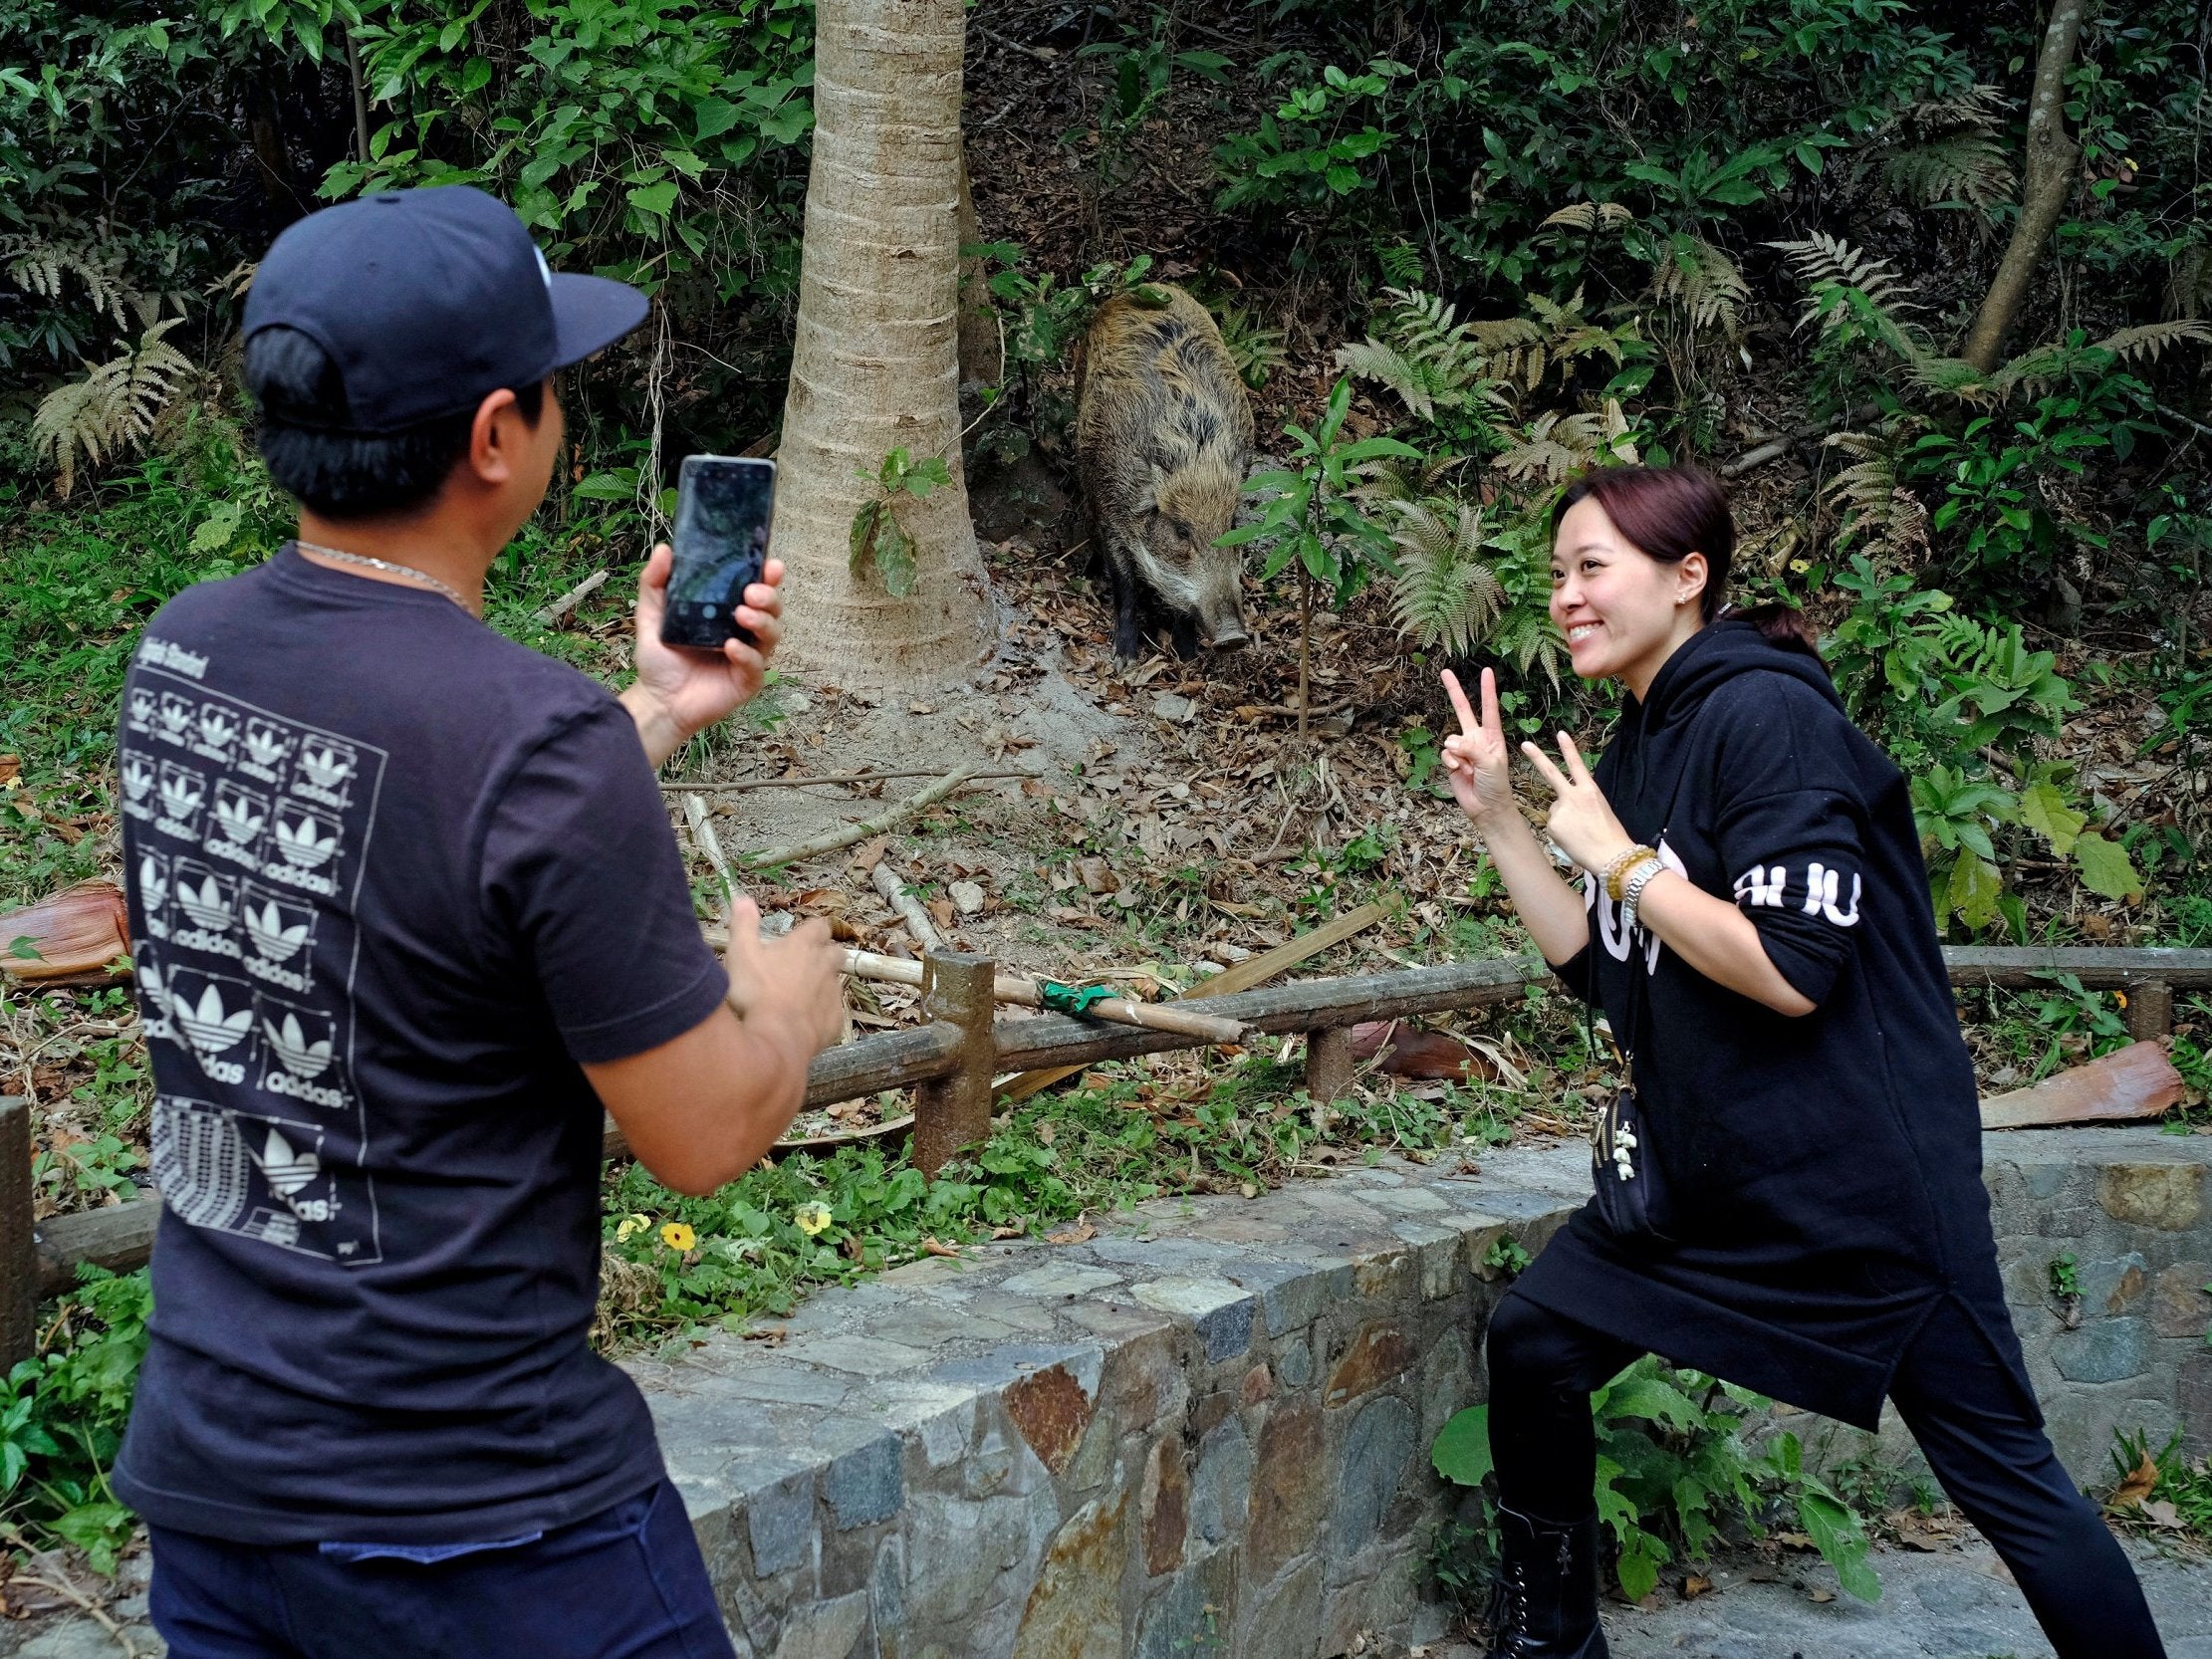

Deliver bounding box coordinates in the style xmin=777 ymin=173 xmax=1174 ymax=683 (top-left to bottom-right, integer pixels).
xmin=1419 ymin=1537 xmax=2212 ymax=1659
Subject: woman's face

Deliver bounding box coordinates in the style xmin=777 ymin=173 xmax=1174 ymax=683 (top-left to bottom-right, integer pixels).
xmin=1550 ymin=495 xmax=1706 ymax=686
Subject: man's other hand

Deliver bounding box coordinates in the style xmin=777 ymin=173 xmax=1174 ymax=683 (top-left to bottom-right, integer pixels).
xmin=583 ymin=895 xmax=844 ymax=1197
xmin=724 ymin=896 xmax=845 ymax=1053
xmin=621 ymin=544 xmax=785 ymax=769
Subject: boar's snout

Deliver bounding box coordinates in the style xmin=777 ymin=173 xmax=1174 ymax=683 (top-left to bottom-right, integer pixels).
xmin=1208 ymin=620 xmax=1251 ymax=653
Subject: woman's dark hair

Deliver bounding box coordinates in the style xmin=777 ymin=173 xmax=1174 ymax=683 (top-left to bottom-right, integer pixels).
xmin=1552 ymin=463 xmax=1823 ymax=662
xmin=245 ymin=327 xmax=545 ymax=521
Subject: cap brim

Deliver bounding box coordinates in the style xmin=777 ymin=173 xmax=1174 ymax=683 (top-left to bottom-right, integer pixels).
xmin=547 ymin=273 xmax=650 ymax=369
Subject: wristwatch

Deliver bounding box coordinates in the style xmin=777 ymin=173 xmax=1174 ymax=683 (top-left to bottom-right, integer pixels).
xmin=1619 ymin=855 xmax=1666 ymax=931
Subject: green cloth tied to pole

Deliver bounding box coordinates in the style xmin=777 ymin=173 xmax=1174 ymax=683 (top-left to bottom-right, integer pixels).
xmin=1037 ymin=981 xmax=1115 ymax=1017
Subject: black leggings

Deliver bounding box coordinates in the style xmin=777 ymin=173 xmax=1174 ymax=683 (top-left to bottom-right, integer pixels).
xmin=1483 ymin=1290 xmax=2167 ymax=1659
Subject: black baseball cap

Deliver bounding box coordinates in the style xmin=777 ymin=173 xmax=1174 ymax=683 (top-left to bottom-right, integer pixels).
xmin=242 ymin=186 xmax=647 ymax=433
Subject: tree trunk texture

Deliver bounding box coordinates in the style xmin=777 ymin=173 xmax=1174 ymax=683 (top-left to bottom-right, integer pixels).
xmin=775 ymin=0 xmax=996 ymax=687
xmin=1959 ymin=0 xmax=2088 ymax=372
xmin=955 ymin=156 xmax=1001 ymax=393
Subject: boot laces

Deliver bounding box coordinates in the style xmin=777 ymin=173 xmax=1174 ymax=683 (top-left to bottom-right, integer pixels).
xmin=1484 ymin=1559 xmax=1534 ymax=1656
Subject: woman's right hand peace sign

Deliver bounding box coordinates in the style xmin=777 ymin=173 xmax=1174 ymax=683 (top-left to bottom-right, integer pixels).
xmin=1439 ymin=668 xmax=1515 ymax=825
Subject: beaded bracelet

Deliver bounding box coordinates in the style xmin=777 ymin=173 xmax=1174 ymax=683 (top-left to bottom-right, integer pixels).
xmin=1601 ymin=844 xmax=1658 ymax=902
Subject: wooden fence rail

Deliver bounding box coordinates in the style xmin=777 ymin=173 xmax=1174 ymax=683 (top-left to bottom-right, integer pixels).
xmin=8 ymin=944 xmax=2212 ymax=1366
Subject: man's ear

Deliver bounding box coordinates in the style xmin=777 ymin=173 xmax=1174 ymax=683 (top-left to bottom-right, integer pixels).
xmin=466 ymin=386 xmax=523 ymax=486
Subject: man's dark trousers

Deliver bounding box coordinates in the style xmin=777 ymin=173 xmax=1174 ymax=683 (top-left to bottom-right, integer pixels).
xmin=148 ymin=1480 xmax=737 ymax=1659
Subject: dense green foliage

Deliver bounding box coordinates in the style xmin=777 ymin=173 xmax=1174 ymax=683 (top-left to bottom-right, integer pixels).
xmin=0 ymin=1269 xmax=150 ymax=1569
xmin=1433 ymin=1355 xmax=1878 ymax=1603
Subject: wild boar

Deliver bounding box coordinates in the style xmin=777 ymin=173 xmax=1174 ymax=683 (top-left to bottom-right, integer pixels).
xmin=1076 ymin=285 xmax=1255 ymax=659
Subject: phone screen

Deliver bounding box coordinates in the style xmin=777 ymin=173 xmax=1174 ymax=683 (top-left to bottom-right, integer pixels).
xmin=662 ymin=455 xmax=776 ymax=650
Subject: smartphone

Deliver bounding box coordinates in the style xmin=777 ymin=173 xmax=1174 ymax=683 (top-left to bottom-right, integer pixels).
xmin=661 ymin=454 xmax=776 ymax=651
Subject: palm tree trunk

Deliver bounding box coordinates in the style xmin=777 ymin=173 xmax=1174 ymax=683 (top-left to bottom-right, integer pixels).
xmin=774 ymin=0 xmax=996 ymax=686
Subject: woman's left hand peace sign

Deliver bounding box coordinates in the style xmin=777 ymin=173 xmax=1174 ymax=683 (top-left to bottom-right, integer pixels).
xmin=1519 ymin=732 xmax=1635 ymax=875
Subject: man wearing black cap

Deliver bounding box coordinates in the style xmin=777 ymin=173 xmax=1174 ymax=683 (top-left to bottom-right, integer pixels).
xmin=113 ymin=186 xmax=843 ymax=1656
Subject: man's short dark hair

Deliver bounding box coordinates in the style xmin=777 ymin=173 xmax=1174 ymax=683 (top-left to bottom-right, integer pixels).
xmin=245 ymin=327 xmax=546 ymax=520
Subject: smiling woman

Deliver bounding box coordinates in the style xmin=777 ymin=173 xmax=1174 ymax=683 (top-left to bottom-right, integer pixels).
xmin=1549 ymin=464 xmax=1822 ymax=697
xmin=1429 ymin=463 xmax=2171 ymax=1659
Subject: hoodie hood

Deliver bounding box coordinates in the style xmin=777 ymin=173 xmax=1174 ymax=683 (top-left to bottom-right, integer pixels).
xmin=1633 ymin=617 xmax=1842 ymax=734
xmin=1603 ymin=618 xmax=1843 ymax=817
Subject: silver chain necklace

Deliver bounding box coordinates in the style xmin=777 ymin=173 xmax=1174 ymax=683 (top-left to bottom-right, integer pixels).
xmin=294 ymin=541 xmax=474 ymax=611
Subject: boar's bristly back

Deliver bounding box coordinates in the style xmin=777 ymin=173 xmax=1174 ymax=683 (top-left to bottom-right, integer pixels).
xmin=1075 ymin=284 xmax=1256 ymax=648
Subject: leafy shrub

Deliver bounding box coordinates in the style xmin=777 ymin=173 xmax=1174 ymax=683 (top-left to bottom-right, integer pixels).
xmin=2 ymin=1269 xmax=151 ymax=1571
xmin=1432 ymin=1355 xmax=1878 ymax=1604
xmin=1828 ymin=558 xmax=2141 ymax=931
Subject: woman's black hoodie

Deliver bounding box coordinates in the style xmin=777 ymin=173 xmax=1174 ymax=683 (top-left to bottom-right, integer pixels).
xmin=1509 ymin=619 xmax=2030 ymax=1429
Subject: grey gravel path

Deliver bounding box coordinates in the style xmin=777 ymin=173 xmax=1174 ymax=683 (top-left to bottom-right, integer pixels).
xmin=1421 ymin=1536 xmax=2212 ymax=1659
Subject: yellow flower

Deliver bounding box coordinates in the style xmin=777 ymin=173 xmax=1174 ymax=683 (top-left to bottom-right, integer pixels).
xmin=614 ymin=1213 xmax=651 ymax=1242
xmin=2115 ymin=991 xmax=2129 ymax=1011
xmin=660 ymin=1222 xmax=697 ymax=1252
xmin=794 ymin=1201 xmax=833 ymax=1237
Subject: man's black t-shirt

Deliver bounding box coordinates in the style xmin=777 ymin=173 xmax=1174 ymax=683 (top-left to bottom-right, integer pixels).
xmin=111 ymin=548 xmax=728 ymax=1544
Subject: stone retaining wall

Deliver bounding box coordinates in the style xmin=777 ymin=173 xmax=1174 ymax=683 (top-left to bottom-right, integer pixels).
xmin=1795 ymin=1125 xmax=2212 ymax=1481
xmin=637 ymin=1128 xmax=2212 ymax=1659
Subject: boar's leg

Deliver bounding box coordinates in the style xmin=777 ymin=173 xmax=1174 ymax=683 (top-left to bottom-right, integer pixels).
xmin=1108 ymin=555 xmax=1149 ymax=661
xmin=1168 ymin=612 xmax=1201 ymax=659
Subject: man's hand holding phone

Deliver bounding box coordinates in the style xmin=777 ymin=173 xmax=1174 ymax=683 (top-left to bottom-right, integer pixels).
xmin=621 ymin=544 xmax=784 ymax=770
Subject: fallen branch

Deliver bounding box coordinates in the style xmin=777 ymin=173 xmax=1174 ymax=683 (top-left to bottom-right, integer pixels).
xmin=741 ymin=766 xmax=983 ymax=869
xmin=1719 ymin=402 xmax=1881 ymax=478
xmin=664 ymin=767 xmax=1036 ymax=795
xmin=975 ymin=23 xmax=1057 ymax=62
xmin=8 ymin=1566 xmax=138 ymax=1658
xmin=681 ymin=794 xmax=736 ymax=905
xmin=844 ymin=949 xmax=1245 ymax=1044
xmin=871 ymin=860 xmax=945 ymax=952
xmin=532 ymin=568 xmax=610 ymax=627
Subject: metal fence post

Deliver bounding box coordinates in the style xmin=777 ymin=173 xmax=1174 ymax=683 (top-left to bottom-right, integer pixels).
xmin=1305 ymin=1025 xmax=1353 ymax=1104
xmin=912 ymin=953 xmax=996 ymax=1179
xmin=0 ymin=1098 xmax=35 ymax=1371
xmin=2124 ymin=980 xmax=2173 ymax=1044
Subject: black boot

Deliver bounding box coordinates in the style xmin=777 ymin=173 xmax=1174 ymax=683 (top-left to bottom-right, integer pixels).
xmin=1482 ymin=1506 xmax=1610 ymax=1659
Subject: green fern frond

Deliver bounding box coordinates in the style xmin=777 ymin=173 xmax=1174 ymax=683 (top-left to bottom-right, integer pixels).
xmin=1881 ymin=131 xmax=2015 ymax=215
xmin=1490 ymin=403 xmax=1636 ymax=485
xmin=1541 ymin=202 xmax=1634 ymax=235
xmin=2090 ymin=319 xmax=2212 ymax=366
xmin=1377 ymin=240 xmax=1426 ymax=288
xmin=1388 ymin=498 xmax=1505 ymax=655
xmin=1336 ymin=287 xmax=1505 ymax=428
xmin=1336 ymin=339 xmax=1436 ymax=419
xmin=1214 ymin=300 xmax=1290 ymax=389
xmin=32 ymin=318 xmax=196 ymax=497
xmin=1489 ymin=606 xmax=1567 ymax=688
xmin=1904 ymin=353 xmax=1999 ymax=404
xmin=0 ymin=230 xmax=130 ymax=326
xmin=1821 ymin=431 xmax=1930 ymax=560
xmin=1349 ymin=452 xmax=1472 ymax=510
xmin=1769 ymin=233 xmax=1923 ymax=317
xmin=1650 ymin=235 xmax=1748 ymax=336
